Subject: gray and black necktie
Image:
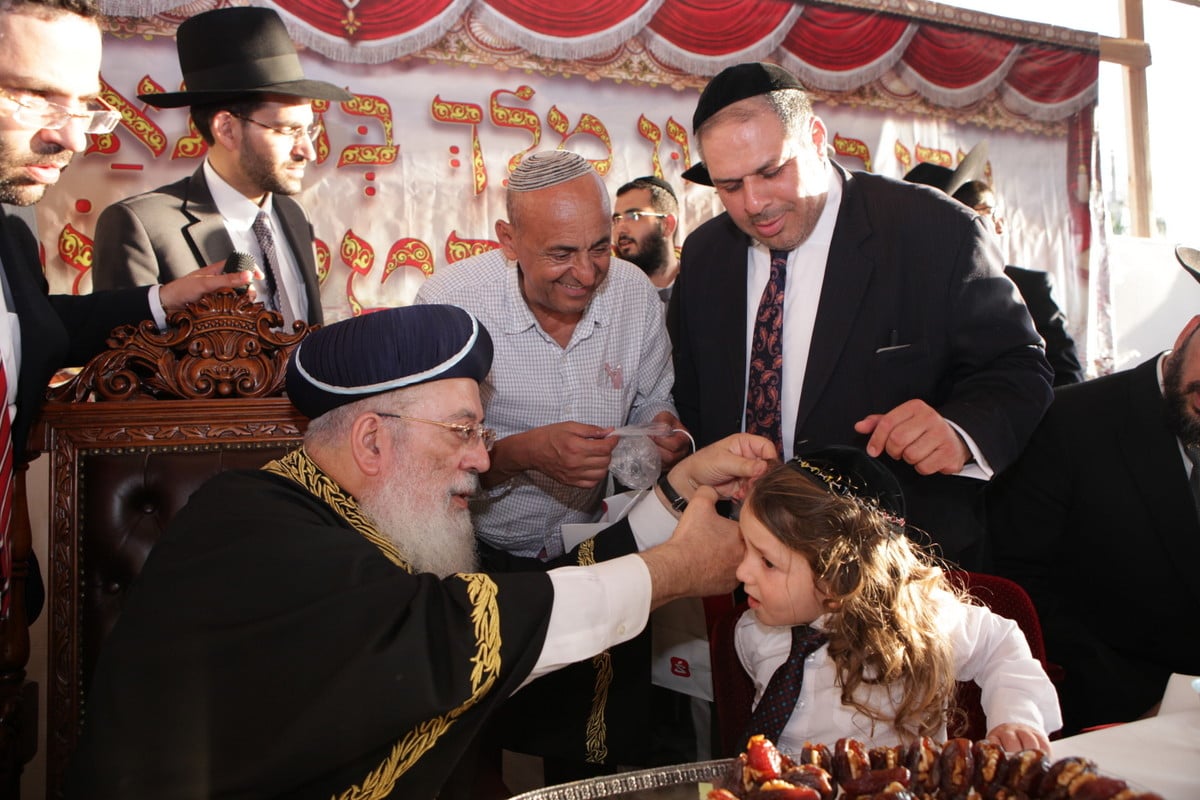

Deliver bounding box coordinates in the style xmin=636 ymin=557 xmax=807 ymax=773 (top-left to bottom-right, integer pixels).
xmin=1185 ymin=443 xmax=1200 ymax=520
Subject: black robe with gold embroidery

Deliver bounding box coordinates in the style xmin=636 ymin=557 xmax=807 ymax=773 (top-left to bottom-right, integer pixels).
xmin=66 ymin=451 xmax=574 ymax=798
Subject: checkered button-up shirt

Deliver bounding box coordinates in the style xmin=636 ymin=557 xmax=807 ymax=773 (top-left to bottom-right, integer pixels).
xmin=415 ymin=250 xmax=677 ymax=558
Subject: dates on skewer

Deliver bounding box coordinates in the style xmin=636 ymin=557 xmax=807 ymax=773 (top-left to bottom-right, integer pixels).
xmin=707 ymin=735 xmax=1165 ymax=800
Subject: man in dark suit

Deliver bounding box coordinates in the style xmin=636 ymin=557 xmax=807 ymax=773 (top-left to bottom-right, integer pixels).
xmin=668 ymin=63 xmax=1053 ymax=568
xmin=91 ymin=7 xmax=350 ymax=327
xmin=989 ymin=245 xmax=1200 ymax=734
xmin=903 ymin=161 xmax=1086 ymax=387
xmin=0 ymin=0 xmax=252 ymax=625
xmin=949 ymin=178 xmax=1085 ymax=386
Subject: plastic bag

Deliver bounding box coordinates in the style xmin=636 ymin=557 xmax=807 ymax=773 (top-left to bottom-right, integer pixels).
xmin=607 ymin=422 xmax=671 ymax=490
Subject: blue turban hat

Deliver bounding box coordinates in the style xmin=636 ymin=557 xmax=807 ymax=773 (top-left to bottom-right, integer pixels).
xmin=286 ymin=305 xmax=493 ymax=420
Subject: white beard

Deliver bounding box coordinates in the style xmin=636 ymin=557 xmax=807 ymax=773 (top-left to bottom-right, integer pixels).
xmin=358 ymin=474 xmax=480 ymax=578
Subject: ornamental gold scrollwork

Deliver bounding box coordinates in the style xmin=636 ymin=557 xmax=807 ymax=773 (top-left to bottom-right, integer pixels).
xmin=48 ymin=290 xmax=311 ymax=403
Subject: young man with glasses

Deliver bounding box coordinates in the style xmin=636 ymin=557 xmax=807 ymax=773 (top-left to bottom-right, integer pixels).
xmin=90 ymin=6 xmax=351 ymax=327
xmin=613 ymin=176 xmax=681 ymax=302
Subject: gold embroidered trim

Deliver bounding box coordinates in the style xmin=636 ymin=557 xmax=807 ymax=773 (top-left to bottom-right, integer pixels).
xmin=573 ymin=537 xmax=612 ymax=764
xmin=260 ymin=450 xmax=503 ymax=799
xmin=333 ymin=574 xmax=501 ymax=800
xmin=263 ymin=448 xmax=413 ymax=572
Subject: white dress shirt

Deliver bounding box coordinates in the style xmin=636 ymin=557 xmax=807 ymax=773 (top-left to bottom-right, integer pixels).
xmin=529 ymin=483 xmax=677 ymax=685
xmin=734 ymin=593 xmax=1062 ymax=751
xmin=202 ymin=160 xmax=308 ymax=323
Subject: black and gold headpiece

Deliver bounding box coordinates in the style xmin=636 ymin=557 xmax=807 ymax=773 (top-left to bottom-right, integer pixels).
xmin=787 ymin=445 xmax=907 ymax=529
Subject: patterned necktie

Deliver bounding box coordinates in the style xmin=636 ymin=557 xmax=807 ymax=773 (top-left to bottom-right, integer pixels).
xmin=252 ymin=210 xmax=296 ymax=328
xmin=745 ymin=249 xmax=789 ymax=453
xmin=0 ymin=355 xmax=15 ymax=619
xmin=744 ymin=624 xmax=827 ymax=745
xmin=1185 ymin=443 xmax=1200 ymax=521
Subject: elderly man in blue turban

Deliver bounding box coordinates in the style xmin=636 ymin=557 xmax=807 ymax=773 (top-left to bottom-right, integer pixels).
xmin=67 ymin=304 xmax=772 ymax=799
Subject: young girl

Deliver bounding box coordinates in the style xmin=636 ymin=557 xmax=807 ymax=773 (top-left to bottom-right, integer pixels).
xmin=733 ymin=447 xmax=1061 ymax=755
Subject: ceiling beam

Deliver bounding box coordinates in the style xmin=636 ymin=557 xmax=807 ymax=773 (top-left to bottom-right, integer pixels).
xmin=1119 ymin=0 xmax=1153 ymax=238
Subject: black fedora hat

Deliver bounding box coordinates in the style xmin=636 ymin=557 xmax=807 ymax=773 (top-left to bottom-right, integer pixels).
xmin=903 ymin=142 xmax=989 ymax=197
xmin=140 ymin=7 xmax=352 ymax=108
xmin=682 ymin=62 xmax=806 ymax=187
xmin=1177 ymin=245 xmax=1200 ymax=284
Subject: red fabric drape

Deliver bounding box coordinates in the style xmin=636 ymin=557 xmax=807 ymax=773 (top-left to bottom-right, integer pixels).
xmin=1006 ymin=45 xmax=1099 ymax=105
xmin=482 ymin=0 xmax=656 ymax=38
xmin=274 ymin=0 xmax=457 ymax=40
xmin=781 ymin=6 xmax=910 ymax=71
xmin=901 ymin=25 xmax=1018 ymax=90
xmin=101 ymin=0 xmax=1100 ymax=121
xmin=647 ymin=0 xmax=796 ymax=56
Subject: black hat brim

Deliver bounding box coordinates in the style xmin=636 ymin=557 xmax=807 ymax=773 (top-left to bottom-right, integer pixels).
xmin=682 ymin=161 xmax=712 ymax=186
xmin=140 ymin=78 xmax=352 ymax=109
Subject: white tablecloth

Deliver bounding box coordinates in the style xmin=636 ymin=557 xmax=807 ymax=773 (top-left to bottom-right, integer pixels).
xmin=1050 ymin=675 xmax=1200 ymax=800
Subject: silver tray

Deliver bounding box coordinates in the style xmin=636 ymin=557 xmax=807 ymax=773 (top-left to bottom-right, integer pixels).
xmin=508 ymin=759 xmax=733 ymax=799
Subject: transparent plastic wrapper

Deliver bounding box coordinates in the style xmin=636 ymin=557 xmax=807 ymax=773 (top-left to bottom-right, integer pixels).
xmin=607 ymin=422 xmax=672 ymax=490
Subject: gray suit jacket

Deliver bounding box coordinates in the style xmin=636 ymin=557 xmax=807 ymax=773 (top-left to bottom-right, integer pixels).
xmin=91 ymin=165 xmax=323 ymax=325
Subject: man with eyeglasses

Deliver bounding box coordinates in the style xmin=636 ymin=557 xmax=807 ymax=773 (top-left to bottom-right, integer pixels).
xmin=416 ymin=151 xmax=689 ymax=565
xmin=613 ymin=176 xmax=681 ymax=302
xmin=91 ymin=6 xmax=351 ymax=327
xmin=68 ymin=303 xmax=772 ymax=798
xmin=0 ymin=0 xmax=253 ymax=638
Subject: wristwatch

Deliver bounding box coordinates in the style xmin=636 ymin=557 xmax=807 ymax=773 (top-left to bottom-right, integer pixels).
xmin=657 ymin=473 xmax=688 ymax=513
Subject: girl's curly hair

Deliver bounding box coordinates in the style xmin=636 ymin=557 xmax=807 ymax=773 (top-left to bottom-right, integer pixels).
xmin=743 ymin=461 xmax=969 ymax=742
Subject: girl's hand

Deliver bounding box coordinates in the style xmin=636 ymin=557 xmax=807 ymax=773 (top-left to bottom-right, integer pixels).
xmin=985 ymin=722 xmax=1051 ymax=753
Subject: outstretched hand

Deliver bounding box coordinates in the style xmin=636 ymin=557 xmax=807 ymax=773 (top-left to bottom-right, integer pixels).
xmin=666 ymin=432 xmax=778 ymax=505
xmin=158 ymin=260 xmax=259 ymax=311
xmin=854 ymin=398 xmax=970 ymax=475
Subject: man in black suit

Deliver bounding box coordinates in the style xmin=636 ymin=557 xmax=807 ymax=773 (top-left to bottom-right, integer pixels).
xmin=91 ymin=7 xmax=349 ymax=327
xmin=989 ymin=245 xmax=1200 ymax=734
xmin=669 ymin=63 xmax=1053 ymax=567
xmin=950 ymin=179 xmax=1085 ymax=386
xmin=0 ymin=0 xmax=252 ymax=624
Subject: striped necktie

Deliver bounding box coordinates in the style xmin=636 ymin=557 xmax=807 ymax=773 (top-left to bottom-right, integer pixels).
xmin=252 ymin=210 xmax=296 ymax=328
xmin=743 ymin=623 xmax=827 ymax=744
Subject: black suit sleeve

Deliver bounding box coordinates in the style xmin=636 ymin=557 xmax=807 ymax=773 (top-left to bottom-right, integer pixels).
xmin=47 ymin=288 xmax=154 ymax=366
xmin=1004 ymin=266 xmax=1084 ymax=386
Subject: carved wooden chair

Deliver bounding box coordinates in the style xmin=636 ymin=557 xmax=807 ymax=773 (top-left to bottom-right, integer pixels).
xmin=29 ymin=291 xmax=312 ymax=797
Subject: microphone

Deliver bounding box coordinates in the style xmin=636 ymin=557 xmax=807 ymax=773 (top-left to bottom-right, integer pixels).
xmin=223 ymin=250 xmax=257 ymax=294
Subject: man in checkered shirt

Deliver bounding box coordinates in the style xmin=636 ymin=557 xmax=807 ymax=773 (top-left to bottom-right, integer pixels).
xmin=416 ymin=150 xmax=689 ymax=563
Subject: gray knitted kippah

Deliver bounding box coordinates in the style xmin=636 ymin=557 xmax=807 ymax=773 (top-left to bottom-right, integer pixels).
xmin=509 ymin=150 xmax=594 ymax=192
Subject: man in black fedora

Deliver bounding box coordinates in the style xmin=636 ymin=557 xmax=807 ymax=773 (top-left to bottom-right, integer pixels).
xmin=91 ymin=6 xmax=351 ymax=327
xmin=990 ymin=243 xmax=1200 ymax=733
xmin=668 ymin=61 xmax=1053 ymax=568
